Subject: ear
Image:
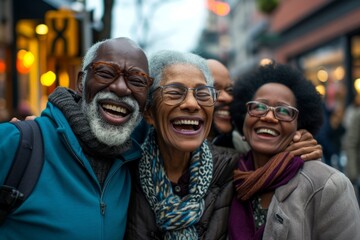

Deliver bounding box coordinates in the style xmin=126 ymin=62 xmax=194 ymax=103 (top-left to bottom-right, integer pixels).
xmin=77 ymin=71 xmax=84 ymax=94
xmin=143 ymin=107 xmax=154 ymax=126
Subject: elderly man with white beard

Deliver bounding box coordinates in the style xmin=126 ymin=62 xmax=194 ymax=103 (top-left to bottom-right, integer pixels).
xmin=0 ymin=37 xmax=153 ymax=240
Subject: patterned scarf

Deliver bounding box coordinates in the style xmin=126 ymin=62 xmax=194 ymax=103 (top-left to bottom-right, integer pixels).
xmin=229 ymin=151 xmax=304 ymax=240
xmin=139 ymin=127 xmax=213 ymax=239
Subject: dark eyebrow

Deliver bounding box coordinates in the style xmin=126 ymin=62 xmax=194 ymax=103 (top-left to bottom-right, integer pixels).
xmin=127 ymin=66 xmax=147 ymax=73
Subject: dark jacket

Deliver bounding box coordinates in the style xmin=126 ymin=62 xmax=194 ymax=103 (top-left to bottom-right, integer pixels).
xmin=125 ymin=145 xmax=240 ymax=240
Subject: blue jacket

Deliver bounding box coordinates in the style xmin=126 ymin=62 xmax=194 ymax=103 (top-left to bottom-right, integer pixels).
xmin=0 ymin=102 xmax=141 ymax=240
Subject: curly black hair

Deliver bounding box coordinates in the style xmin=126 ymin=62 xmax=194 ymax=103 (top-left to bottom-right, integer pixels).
xmin=230 ymin=63 xmax=324 ymax=135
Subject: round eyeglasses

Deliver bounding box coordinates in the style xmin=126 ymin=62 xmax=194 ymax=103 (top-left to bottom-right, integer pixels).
xmin=246 ymin=101 xmax=299 ymax=122
xmin=153 ymin=84 xmax=219 ymax=107
xmin=85 ymin=61 xmax=153 ymax=92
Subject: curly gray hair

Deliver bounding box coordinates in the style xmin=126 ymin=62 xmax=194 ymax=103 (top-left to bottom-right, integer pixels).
xmin=147 ymin=50 xmax=213 ymax=104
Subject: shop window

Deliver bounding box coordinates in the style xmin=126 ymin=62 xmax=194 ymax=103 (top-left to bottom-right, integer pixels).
xmin=298 ymin=39 xmax=348 ymax=171
xmin=298 ymin=39 xmax=346 ymax=111
xmin=352 ymin=35 xmax=360 ymax=95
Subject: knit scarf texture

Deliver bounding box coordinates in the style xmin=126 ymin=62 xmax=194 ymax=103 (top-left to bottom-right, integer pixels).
xmin=139 ymin=127 xmax=213 ymax=239
xmin=229 ymin=151 xmax=304 ymax=240
xmin=48 ymin=87 xmax=132 ymax=184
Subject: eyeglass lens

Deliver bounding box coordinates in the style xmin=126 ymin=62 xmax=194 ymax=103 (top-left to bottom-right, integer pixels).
xmin=91 ymin=62 xmax=150 ymax=91
xmin=247 ymin=101 xmax=298 ymax=121
xmin=160 ymin=84 xmax=216 ymax=106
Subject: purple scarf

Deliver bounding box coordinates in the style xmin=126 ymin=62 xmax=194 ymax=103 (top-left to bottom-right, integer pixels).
xmin=229 ymin=151 xmax=304 ymax=240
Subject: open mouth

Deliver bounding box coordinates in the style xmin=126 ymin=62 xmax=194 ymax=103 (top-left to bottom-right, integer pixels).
xmin=101 ymin=103 xmax=129 ymax=117
xmin=172 ymin=119 xmax=203 ymax=134
xmin=98 ymin=100 xmax=133 ymax=125
xmin=255 ymin=128 xmax=279 ymax=137
xmin=215 ymin=109 xmax=231 ymax=119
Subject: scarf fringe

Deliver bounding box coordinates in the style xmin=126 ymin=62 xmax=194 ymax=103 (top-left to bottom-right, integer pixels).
xmin=234 ymin=152 xmax=298 ymax=201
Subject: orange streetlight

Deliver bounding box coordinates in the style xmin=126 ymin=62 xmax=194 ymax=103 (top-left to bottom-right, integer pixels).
xmin=207 ymin=0 xmax=230 ymax=16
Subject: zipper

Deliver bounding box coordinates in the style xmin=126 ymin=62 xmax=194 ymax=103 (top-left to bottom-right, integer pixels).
xmin=59 ymin=131 xmax=108 ymax=239
xmin=100 ymin=202 xmax=106 ymax=215
xmin=99 ymin=160 xmax=127 ymax=216
xmin=61 ymin=132 xmax=108 ymax=216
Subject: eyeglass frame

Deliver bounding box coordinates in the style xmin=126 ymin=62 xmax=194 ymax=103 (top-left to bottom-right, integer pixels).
xmin=84 ymin=61 xmax=153 ymax=91
xmin=152 ymin=83 xmax=220 ymax=107
xmin=246 ymin=101 xmax=299 ymax=122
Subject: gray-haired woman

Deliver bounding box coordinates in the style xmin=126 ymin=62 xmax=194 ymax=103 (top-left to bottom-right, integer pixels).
xmin=125 ymin=50 xmax=322 ymax=239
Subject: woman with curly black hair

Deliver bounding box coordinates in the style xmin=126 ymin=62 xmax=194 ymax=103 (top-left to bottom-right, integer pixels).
xmin=228 ymin=63 xmax=360 ymax=239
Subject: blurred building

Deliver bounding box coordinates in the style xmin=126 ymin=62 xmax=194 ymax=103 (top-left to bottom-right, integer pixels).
xmin=197 ymin=0 xmax=360 ymax=113
xmin=194 ymin=0 xmax=233 ymax=64
xmin=0 ymin=0 xmax=92 ymax=118
xmin=227 ymin=0 xmax=264 ymax=76
xmin=240 ymin=0 xmax=360 ymax=112
xmin=195 ymin=0 xmax=270 ymax=75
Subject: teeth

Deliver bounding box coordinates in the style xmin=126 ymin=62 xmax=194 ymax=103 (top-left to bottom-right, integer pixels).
xmin=216 ymin=110 xmax=230 ymax=116
xmin=256 ymin=128 xmax=278 ymax=136
xmin=102 ymin=104 xmax=127 ymax=114
xmin=173 ymin=119 xmax=199 ymax=125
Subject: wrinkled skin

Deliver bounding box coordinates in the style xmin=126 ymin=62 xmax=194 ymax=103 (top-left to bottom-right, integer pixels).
xmin=77 ymin=38 xmax=150 ymax=113
xmin=144 ymin=64 xmax=213 ymax=182
xmin=75 ymin=38 xmax=151 ymax=146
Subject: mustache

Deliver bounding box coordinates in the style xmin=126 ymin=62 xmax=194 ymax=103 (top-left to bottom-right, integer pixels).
xmin=95 ymin=92 xmax=138 ymax=110
xmin=214 ymin=103 xmax=230 ymax=111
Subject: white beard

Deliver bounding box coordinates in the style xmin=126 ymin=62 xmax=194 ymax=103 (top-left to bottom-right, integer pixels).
xmin=82 ymin=92 xmax=142 ymax=146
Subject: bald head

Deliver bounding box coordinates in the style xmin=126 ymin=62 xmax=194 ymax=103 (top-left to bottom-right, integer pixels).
xmin=82 ymin=37 xmax=147 ymax=72
xmin=207 ymin=59 xmax=231 ymax=81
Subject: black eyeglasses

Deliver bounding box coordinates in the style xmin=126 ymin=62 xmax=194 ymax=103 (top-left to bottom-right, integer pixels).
xmin=246 ymin=101 xmax=299 ymax=122
xmin=85 ymin=61 xmax=153 ymax=92
xmin=153 ymin=84 xmax=219 ymax=107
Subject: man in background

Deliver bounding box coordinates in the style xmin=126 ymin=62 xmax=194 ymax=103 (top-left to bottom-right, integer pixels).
xmin=207 ymin=59 xmax=249 ymax=152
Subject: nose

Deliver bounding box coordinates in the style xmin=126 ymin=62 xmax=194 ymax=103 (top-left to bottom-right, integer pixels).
xmin=180 ymin=89 xmax=200 ymax=111
xmin=108 ymin=75 xmax=132 ymax=96
xmin=260 ymin=108 xmax=278 ymax=123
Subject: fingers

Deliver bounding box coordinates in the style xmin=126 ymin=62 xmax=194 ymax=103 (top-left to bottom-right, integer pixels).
xmin=25 ymin=115 xmax=37 ymax=120
xmin=289 ymin=144 xmax=323 ymax=160
xmin=288 ymin=129 xmax=323 ymax=161
xmin=298 ymin=129 xmax=312 ymax=141
xmin=292 ymin=129 xmax=313 ymax=143
xmin=10 ymin=117 xmax=20 ymax=122
xmin=291 ymin=131 xmax=302 ymax=143
xmin=10 ymin=116 xmax=36 ymax=122
xmin=286 ymin=138 xmax=318 ymax=151
xmin=300 ymin=148 xmax=323 ymax=161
